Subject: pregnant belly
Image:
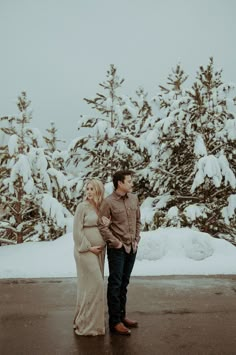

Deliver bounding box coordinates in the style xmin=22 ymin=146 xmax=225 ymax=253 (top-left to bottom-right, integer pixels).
xmin=84 ymin=227 xmax=105 ymax=247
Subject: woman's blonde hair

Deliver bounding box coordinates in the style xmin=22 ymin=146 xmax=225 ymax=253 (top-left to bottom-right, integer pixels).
xmin=85 ymin=179 xmax=104 ymax=208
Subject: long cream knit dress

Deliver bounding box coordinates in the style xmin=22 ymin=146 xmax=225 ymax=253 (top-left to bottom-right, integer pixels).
xmin=73 ymin=201 xmax=106 ymax=336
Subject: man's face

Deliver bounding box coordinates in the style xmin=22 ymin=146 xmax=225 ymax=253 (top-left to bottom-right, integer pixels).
xmin=118 ymin=175 xmax=133 ymax=193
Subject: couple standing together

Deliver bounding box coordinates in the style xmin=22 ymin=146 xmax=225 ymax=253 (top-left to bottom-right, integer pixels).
xmin=73 ymin=170 xmax=141 ymax=336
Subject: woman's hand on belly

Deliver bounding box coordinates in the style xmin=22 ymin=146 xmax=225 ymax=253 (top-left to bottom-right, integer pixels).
xmin=89 ymin=246 xmax=104 ymax=255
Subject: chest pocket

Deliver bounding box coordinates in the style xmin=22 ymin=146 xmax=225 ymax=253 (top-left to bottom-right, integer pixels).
xmin=130 ymin=203 xmax=137 ymax=211
xmin=127 ymin=203 xmax=136 ymax=219
xmin=112 ymin=208 xmax=124 ymax=215
xmin=112 ymin=208 xmax=126 ymax=222
xmin=130 ymin=203 xmax=137 ymax=210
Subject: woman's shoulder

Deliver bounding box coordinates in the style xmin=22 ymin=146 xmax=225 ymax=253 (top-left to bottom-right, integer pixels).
xmin=76 ymin=201 xmax=89 ymax=211
xmin=79 ymin=200 xmax=89 ymax=206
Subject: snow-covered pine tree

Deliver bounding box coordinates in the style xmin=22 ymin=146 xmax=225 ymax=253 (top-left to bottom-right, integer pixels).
xmin=0 ymin=116 xmax=10 ymax=199
xmin=126 ymin=87 xmax=154 ymax=199
xmin=0 ymin=92 xmax=72 ymax=243
xmin=44 ymin=121 xmax=63 ymax=154
xmin=43 ymin=121 xmax=74 ymax=211
xmin=187 ymin=58 xmax=236 ymax=241
xmin=0 ymin=116 xmax=14 ymax=243
xmin=67 ymin=65 xmax=151 ymax=197
xmin=140 ymin=64 xmax=189 ymax=199
xmin=148 ymin=58 xmax=236 ymax=243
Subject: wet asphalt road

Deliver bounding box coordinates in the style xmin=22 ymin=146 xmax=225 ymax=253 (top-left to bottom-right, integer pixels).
xmin=0 ymin=276 xmax=236 ymax=355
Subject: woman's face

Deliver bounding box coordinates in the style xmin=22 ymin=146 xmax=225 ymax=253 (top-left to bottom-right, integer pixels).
xmin=86 ymin=183 xmax=95 ymax=201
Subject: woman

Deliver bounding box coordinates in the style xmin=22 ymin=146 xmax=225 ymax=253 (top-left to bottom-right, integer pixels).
xmin=73 ymin=179 xmax=107 ymax=336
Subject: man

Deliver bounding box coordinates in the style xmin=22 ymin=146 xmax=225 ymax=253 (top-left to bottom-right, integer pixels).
xmin=98 ymin=170 xmax=141 ymax=336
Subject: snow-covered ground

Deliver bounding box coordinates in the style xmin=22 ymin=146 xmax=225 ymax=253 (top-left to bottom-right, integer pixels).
xmin=0 ymin=227 xmax=236 ymax=278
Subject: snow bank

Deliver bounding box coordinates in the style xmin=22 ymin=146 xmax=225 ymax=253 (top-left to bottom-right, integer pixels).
xmin=0 ymin=228 xmax=236 ymax=278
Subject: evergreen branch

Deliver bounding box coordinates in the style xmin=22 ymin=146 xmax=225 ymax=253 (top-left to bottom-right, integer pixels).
xmin=153 ymin=166 xmax=175 ymax=176
xmin=0 ymin=116 xmax=9 ymax=121
xmin=0 ymin=237 xmax=16 ymax=245
xmin=17 ymin=218 xmax=41 ymax=229
xmin=0 ymin=224 xmax=18 ymax=233
xmin=21 ymin=207 xmax=38 ymax=215
xmin=175 ymin=195 xmax=200 ymax=201
xmin=211 ymin=187 xmax=229 ymax=198
xmin=1 ymin=127 xmax=16 ymax=135
xmin=209 ymin=144 xmax=224 ymax=155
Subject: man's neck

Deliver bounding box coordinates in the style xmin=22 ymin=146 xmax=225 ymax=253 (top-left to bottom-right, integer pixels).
xmin=115 ymin=188 xmax=126 ymax=196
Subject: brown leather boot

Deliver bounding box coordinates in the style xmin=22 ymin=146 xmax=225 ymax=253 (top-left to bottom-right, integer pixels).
xmin=110 ymin=322 xmax=131 ymax=335
xmin=122 ymin=317 xmax=138 ymax=328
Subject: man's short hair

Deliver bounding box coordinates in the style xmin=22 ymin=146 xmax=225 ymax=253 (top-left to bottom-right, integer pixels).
xmin=113 ymin=170 xmax=134 ymax=190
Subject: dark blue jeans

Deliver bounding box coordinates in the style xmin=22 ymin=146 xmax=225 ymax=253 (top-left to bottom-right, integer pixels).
xmin=107 ymin=246 xmax=136 ymax=329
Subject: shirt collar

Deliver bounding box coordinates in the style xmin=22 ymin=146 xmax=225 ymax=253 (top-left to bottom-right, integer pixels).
xmin=113 ymin=191 xmax=129 ymax=200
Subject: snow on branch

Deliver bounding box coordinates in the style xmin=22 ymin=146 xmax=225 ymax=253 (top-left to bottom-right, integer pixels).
xmin=218 ymin=154 xmax=236 ymax=188
xmin=0 ymin=237 xmax=16 ymax=245
xmin=116 ymin=140 xmax=133 ymax=155
xmin=47 ymin=168 xmax=70 ymax=190
xmin=10 ymin=154 xmax=32 ymax=183
xmin=191 ymin=154 xmax=236 ymax=192
xmin=8 ymin=134 xmax=18 ymax=156
xmin=224 ymin=118 xmax=236 ymax=140
xmin=94 ymin=120 xmax=108 ymax=138
xmin=41 ymin=194 xmax=67 ymax=228
xmin=184 ymin=204 xmax=209 ymax=222
xmin=221 ymin=194 xmax=236 ymax=224
xmin=194 ymin=134 xmax=207 ymax=157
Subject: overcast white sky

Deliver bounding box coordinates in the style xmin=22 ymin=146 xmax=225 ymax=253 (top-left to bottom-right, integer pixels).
xmin=0 ymin=0 xmax=235 ymax=147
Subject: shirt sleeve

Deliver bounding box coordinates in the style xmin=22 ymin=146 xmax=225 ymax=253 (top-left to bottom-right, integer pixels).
xmin=98 ymin=200 xmax=121 ymax=248
xmin=135 ymin=196 xmax=141 ymax=244
xmin=73 ymin=203 xmax=91 ymax=253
